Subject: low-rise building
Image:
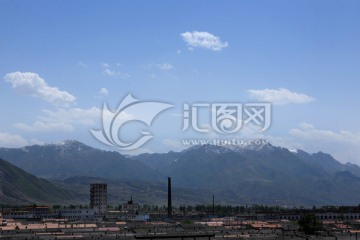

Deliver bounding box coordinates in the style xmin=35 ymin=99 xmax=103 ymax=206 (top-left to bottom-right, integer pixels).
xmin=53 ymin=208 xmax=95 ymax=220
xmin=1 ymin=206 xmax=94 ymax=220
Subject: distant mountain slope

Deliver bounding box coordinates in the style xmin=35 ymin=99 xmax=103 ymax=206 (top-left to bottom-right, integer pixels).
xmin=0 ymin=140 xmax=162 ymax=181
xmin=133 ymin=144 xmax=360 ymax=206
xmin=294 ymin=150 xmax=360 ymax=177
xmin=0 ymin=158 xmax=76 ymax=205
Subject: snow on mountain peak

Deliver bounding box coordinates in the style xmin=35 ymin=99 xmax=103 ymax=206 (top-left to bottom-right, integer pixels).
xmin=289 ymin=149 xmax=299 ymax=153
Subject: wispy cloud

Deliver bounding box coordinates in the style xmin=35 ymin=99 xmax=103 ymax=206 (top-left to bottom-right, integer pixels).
xmin=248 ymin=88 xmax=314 ymax=105
xmin=289 ymin=122 xmax=360 ymax=146
xmin=180 ymin=31 xmax=228 ymax=51
xmin=77 ymin=61 xmax=88 ymax=68
xmin=287 ymin=122 xmax=360 ymax=164
xmin=99 ymin=87 xmax=108 ymax=96
xmin=145 ymin=63 xmax=174 ymax=72
xmin=0 ymin=132 xmax=28 ymax=147
xmin=4 ymin=72 xmax=76 ymax=107
xmin=102 ymin=68 xmax=118 ymax=76
xmin=162 ymin=139 xmax=186 ymax=151
xmin=14 ymin=107 xmax=101 ymax=132
xmin=101 ymin=63 xmax=116 ymax=76
xmin=243 ymin=122 xmax=360 ymax=164
xmin=101 ymin=63 xmax=130 ymax=78
xmin=101 ymin=62 xmax=110 ymax=68
xmin=14 ymin=121 xmax=74 ymax=132
xmin=156 ymin=63 xmax=173 ymax=70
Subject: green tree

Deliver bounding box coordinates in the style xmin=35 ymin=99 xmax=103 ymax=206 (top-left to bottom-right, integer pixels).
xmin=298 ymin=213 xmax=323 ymax=235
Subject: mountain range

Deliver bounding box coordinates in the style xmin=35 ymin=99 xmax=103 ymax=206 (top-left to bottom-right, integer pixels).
xmin=133 ymin=143 xmax=360 ymax=206
xmin=0 ymin=140 xmax=160 ymax=181
xmin=1 ymin=140 xmax=360 ymax=206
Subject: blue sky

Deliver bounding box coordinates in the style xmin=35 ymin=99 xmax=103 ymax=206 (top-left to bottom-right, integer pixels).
xmin=0 ymin=1 xmax=360 ymax=163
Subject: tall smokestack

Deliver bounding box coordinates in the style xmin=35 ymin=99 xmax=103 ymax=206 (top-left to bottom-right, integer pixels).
xmin=168 ymin=177 xmax=172 ymax=218
xmin=212 ymin=194 xmax=215 ymax=215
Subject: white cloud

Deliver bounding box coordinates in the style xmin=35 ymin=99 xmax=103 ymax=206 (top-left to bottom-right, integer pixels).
xmin=30 ymin=139 xmax=45 ymax=145
xmin=146 ymin=63 xmax=173 ymax=71
xmin=101 ymin=62 xmax=110 ymax=68
xmin=287 ymin=123 xmax=360 ymax=164
xmin=77 ymin=61 xmax=87 ymax=67
xmin=248 ymin=88 xmax=314 ymax=105
xmin=101 ymin=63 xmax=120 ymax=76
xmin=162 ymin=139 xmax=186 ymax=151
xmin=0 ymin=132 xmax=28 ymax=147
xmin=101 ymin=62 xmax=130 ymax=77
xmin=4 ymin=72 xmax=76 ymax=106
xmin=190 ymin=69 xmax=200 ymax=75
xmin=14 ymin=121 xmax=74 ymax=132
xmin=227 ymin=122 xmax=360 ymax=165
xmin=14 ymin=107 xmax=101 ymax=132
xmin=289 ymin=123 xmax=360 ymax=146
xmin=123 ymin=147 xmax=153 ymax=156
xmin=237 ymin=122 xmax=360 ymax=165
xmin=99 ymin=87 xmax=108 ymax=96
xmin=180 ymin=31 xmax=228 ymax=51
xmin=156 ymin=63 xmax=173 ymax=70
xmin=41 ymin=107 xmax=101 ymax=126
xmin=103 ymin=68 xmax=117 ymax=76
